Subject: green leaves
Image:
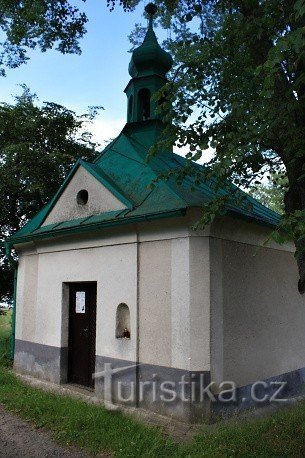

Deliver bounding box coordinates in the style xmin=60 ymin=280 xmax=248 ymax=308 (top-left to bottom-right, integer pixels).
xmin=0 ymin=0 xmax=88 ymax=75
xmin=0 ymin=87 xmax=100 ymax=300
xmin=135 ymin=1 xmax=303 ymax=231
xmin=248 ymin=173 xmax=287 ymax=214
xmin=295 ymin=0 xmax=305 ymax=18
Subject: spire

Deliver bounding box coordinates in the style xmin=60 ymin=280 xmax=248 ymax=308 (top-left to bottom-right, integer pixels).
xmin=124 ymin=3 xmax=173 ymax=130
xmin=128 ymin=3 xmax=173 ymax=78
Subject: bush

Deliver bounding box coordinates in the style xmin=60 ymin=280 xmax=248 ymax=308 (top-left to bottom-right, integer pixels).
xmin=0 ymin=310 xmax=12 ymax=367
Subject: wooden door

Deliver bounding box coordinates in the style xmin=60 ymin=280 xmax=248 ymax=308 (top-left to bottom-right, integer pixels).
xmin=68 ymin=283 xmax=97 ymax=388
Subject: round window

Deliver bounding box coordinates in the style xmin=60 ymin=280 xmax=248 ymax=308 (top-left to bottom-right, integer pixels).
xmin=76 ymin=189 xmax=89 ymax=205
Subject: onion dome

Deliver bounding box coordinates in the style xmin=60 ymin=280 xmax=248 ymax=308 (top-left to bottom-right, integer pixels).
xmin=128 ymin=3 xmax=173 ymax=78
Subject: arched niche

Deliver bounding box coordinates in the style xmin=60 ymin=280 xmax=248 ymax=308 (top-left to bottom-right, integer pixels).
xmin=116 ymin=303 xmax=131 ymax=339
xmin=137 ymin=88 xmax=151 ymax=121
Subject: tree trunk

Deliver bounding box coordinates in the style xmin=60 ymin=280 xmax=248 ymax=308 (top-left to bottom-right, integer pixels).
xmin=284 ymin=173 xmax=305 ymax=294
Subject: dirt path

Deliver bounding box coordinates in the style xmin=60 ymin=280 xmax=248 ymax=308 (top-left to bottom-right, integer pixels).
xmin=0 ymin=404 xmax=89 ymax=457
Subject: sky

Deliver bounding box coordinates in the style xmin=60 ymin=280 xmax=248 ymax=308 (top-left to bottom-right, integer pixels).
xmin=0 ymin=0 xmax=213 ymax=161
xmin=0 ymin=0 xmax=149 ymax=145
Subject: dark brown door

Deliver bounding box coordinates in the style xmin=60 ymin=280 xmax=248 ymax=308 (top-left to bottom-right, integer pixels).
xmin=68 ymin=283 xmax=97 ymax=388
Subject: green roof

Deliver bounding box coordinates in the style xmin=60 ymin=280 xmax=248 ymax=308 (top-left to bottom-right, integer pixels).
xmin=7 ymin=120 xmax=280 ymax=247
xmin=128 ymin=17 xmax=173 ymax=79
xmin=6 ymin=7 xmax=280 ymax=248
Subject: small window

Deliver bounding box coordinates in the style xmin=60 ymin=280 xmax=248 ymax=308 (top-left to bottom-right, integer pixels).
xmin=128 ymin=95 xmax=133 ymax=122
xmin=76 ymin=189 xmax=89 ymax=205
xmin=137 ymin=88 xmax=151 ymax=121
xmin=116 ymin=303 xmax=131 ymax=339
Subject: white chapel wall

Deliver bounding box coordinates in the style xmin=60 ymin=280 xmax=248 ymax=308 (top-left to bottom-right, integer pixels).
xmin=138 ymin=232 xmax=211 ymax=371
xmin=43 ymin=166 xmax=126 ymax=226
xmin=15 ymin=251 xmax=39 ymax=342
xmin=15 ymin=215 xmax=212 ymax=374
xmin=209 ymin=218 xmax=305 ymax=388
xmin=15 ymin=210 xmax=305 ymax=390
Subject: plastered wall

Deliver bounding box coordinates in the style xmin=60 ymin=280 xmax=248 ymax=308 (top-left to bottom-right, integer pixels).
xmin=138 ymin=235 xmax=210 ymax=371
xmin=15 ymin=253 xmax=38 ymax=342
xmin=15 ymin=239 xmax=138 ymax=364
xmin=210 ymin=235 xmax=305 ymax=387
xmin=138 ymin=239 xmax=172 ymax=367
xmin=43 ymin=166 xmax=126 ymax=226
xmin=15 ymin=209 xmax=305 ymax=395
xmin=15 ymin=215 xmax=211 ymax=373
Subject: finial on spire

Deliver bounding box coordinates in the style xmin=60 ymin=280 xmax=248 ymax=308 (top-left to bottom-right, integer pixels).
xmin=145 ymin=2 xmax=158 ymax=16
xmin=128 ymin=1 xmax=172 ymax=79
xmin=145 ymin=2 xmax=158 ymax=27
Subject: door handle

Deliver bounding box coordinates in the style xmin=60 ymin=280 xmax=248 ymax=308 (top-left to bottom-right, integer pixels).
xmin=83 ymin=328 xmax=89 ymax=333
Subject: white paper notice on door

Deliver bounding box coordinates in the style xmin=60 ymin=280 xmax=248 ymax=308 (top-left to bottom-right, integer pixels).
xmin=76 ymin=291 xmax=86 ymax=314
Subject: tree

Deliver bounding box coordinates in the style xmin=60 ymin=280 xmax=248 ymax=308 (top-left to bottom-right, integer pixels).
xmin=0 ymin=87 xmax=100 ymax=300
xmin=0 ymin=0 xmax=144 ymax=75
xmin=110 ymin=0 xmax=305 ymax=293
xmin=2 ymin=1 xmax=305 ymax=292
xmin=248 ymin=174 xmax=287 ymax=215
xmin=0 ymin=0 xmax=88 ymax=75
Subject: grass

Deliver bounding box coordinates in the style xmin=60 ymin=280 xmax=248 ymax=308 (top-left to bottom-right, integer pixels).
xmin=0 ymin=309 xmax=12 ymax=366
xmin=1 ymin=316 xmax=305 ymax=456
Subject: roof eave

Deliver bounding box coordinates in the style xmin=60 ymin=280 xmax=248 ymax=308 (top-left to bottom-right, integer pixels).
xmin=8 ymin=208 xmax=188 ymax=247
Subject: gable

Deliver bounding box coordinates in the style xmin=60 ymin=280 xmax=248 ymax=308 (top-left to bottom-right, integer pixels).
xmin=43 ymin=166 xmax=127 ymax=226
xmin=7 ymin=132 xmax=280 ymax=247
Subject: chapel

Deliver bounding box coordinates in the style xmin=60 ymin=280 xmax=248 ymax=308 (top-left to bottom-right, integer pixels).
xmin=6 ymin=3 xmax=305 ymax=422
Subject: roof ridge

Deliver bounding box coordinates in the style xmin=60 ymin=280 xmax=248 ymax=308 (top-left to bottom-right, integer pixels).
xmin=125 ymin=135 xmax=189 ymax=207
xmin=93 ymin=131 xmax=125 ymax=163
xmin=80 ymin=161 xmax=134 ymax=209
